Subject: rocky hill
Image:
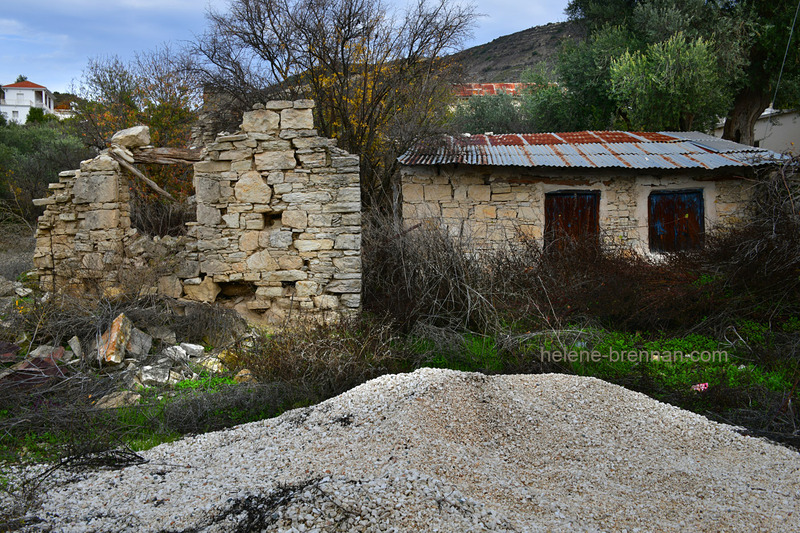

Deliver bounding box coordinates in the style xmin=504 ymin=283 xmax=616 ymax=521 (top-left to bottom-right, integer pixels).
xmin=452 ymin=21 xmax=586 ymax=83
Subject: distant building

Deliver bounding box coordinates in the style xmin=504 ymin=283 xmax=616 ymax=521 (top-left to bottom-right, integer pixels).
xmin=713 ymin=107 xmax=800 ymax=155
xmin=0 ymin=80 xmax=56 ymax=123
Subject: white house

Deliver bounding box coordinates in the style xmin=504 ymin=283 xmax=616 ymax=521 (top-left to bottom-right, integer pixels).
xmin=0 ymin=80 xmax=55 ymax=123
xmin=713 ymin=107 xmax=800 ymax=156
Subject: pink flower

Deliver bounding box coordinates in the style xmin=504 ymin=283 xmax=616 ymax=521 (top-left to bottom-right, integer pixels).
xmin=691 ymin=382 xmax=709 ymax=392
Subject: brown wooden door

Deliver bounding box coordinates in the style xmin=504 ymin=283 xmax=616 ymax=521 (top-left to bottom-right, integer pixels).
xmin=545 ymin=191 xmax=600 ymax=247
xmin=648 ymin=189 xmax=704 ymax=252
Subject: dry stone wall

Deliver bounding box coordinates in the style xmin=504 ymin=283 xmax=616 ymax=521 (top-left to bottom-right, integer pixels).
xmin=33 ymin=100 xmax=362 ymax=325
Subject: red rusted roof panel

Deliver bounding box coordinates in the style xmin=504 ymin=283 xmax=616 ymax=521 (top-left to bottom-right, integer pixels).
xmin=488 ymin=134 xmax=524 ymax=146
xmin=520 ymin=133 xmax=564 ymax=145
xmin=594 ymin=131 xmax=642 ymax=143
xmin=636 ymin=132 xmax=678 ymax=142
xmin=556 ymin=131 xmax=604 ymax=143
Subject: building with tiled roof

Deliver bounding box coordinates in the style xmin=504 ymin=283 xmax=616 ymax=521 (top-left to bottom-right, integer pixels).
xmin=1 ymin=80 xmax=55 ymax=123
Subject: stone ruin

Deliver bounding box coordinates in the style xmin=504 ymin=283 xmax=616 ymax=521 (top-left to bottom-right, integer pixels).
xmin=32 ymin=99 xmax=362 ymax=325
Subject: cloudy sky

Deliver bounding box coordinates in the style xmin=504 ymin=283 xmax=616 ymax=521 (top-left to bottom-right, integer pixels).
xmin=1 ymin=0 xmax=570 ymax=93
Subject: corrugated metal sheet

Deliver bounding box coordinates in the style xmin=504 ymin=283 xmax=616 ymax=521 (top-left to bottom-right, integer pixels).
xmin=398 ymin=131 xmax=785 ymax=170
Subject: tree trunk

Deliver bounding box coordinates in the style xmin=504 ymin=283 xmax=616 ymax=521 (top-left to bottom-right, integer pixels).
xmin=722 ymin=88 xmax=771 ymax=146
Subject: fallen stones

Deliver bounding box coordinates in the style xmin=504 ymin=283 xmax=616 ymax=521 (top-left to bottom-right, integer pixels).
xmin=110 ymin=125 xmax=151 ymax=148
xmin=95 ymin=390 xmax=142 ymax=409
xmin=97 ymin=313 xmax=133 ymax=365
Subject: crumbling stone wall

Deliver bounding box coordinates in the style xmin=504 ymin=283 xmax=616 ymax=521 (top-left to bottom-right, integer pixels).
xmin=400 ymin=164 xmax=752 ymax=253
xmin=34 ymin=100 xmax=362 ymax=325
xmin=33 ymin=154 xmax=133 ymax=294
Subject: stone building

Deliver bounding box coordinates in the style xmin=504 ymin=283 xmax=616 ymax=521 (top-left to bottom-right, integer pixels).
xmin=398 ymin=131 xmax=783 ymax=254
xmin=33 ymin=100 xmax=361 ymax=325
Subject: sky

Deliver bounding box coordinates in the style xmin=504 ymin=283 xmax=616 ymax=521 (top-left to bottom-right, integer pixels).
xmin=0 ymin=0 xmax=570 ymax=94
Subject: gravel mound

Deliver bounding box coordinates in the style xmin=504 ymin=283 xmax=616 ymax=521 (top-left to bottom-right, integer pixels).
xmin=23 ymin=369 xmax=800 ymax=531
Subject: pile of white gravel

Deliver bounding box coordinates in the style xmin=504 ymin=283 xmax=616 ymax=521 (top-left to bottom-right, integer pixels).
xmin=14 ymin=368 xmax=800 ymax=531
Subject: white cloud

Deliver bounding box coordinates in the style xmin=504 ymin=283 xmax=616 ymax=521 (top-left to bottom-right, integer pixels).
xmin=0 ymin=18 xmax=26 ymax=36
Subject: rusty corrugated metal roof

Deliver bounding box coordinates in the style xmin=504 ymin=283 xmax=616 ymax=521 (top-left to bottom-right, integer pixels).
xmin=398 ymin=131 xmax=784 ymax=170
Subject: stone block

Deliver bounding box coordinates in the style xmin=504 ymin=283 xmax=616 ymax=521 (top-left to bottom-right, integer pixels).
xmin=239 ymin=231 xmax=260 ymax=252
xmin=403 ymin=183 xmax=424 ymax=202
xmin=194 ymin=160 xmax=231 ymax=173
xmin=294 ymin=239 xmax=334 ymax=252
xmin=326 ymin=279 xmax=362 ymax=293
xmin=293 ymin=99 xmax=315 ymax=109
xmin=235 ymin=171 xmax=272 ymax=204
xmin=265 ymin=100 xmax=293 ymax=110
xmin=176 ymin=260 xmax=200 ymax=278
xmin=246 ymin=249 xmax=278 ymax=271
xmin=73 ymin=174 xmax=118 ymax=204
xmin=337 ymin=187 xmax=360 ymax=202
xmin=255 ymin=150 xmax=296 ymax=171
xmin=475 ymin=205 xmax=497 ymax=219
xmin=282 ymin=191 xmax=332 ymax=204
xmin=158 ymin=275 xmax=183 ymax=298
xmin=281 ymin=108 xmax=314 ymax=130
xmin=196 ymin=176 xmax=220 ymax=204
xmin=222 ymin=213 xmax=240 ymax=228
xmin=244 ymin=214 xmax=265 ymax=230
xmin=333 ymin=256 xmax=361 ymax=271
xmin=295 ymin=280 xmax=319 ymax=297
xmin=80 ymin=154 xmax=119 ymax=173
xmin=126 ymin=328 xmax=153 ymax=360
xmin=199 ymin=257 xmax=227 ymax=274
xmin=111 ymin=126 xmax=150 ymax=148
xmin=260 ymin=140 xmax=292 ymax=151
xmin=82 ymin=209 xmax=120 ymax=230
xmin=241 ymin=109 xmax=280 ymax=133
xmin=334 ymin=234 xmax=360 ymax=250
xmin=340 ymin=293 xmax=361 ymax=308
xmin=308 ymin=214 xmax=333 ymax=227
xmin=321 ymin=202 xmax=361 ymax=213
xmin=273 ymin=183 xmax=292 ymax=194
xmin=292 ymin=137 xmax=330 ymax=149
xmin=298 ymin=152 xmax=327 ymax=168
xmin=278 ymin=255 xmax=303 ymax=270
xmin=266 ymin=270 xmax=307 ymax=282
xmin=424 ymin=184 xmax=452 ymax=201
xmin=256 ymin=286 xmax=284 ymax=298
xmin=183 ymin=276 xmax=221 ymax=303
xmin=197 ymin=204 xmax=222 ymax=226
xmin=314 ymin=295 xmax=339 ymax=309
xmin=98 ymin=313 xmax=133 ymax=365
xmin=468 ymin=185 xmax=491 ymax=202
xmin=266 ymin=230 xmax=293 ymax=249
xmin=218 ymin=149 xmax=252 ymax=161
xmin=282 ymin=210 xmax=308 ymax=229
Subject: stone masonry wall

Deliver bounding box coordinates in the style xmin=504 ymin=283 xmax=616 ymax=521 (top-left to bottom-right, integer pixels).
xmin=400 ymin=164 xmax=753 ymax=253
xmin=33 ymin=154 xmax=132 ymax=294
xmin=34 ymin=100 xmax=362 ymax=325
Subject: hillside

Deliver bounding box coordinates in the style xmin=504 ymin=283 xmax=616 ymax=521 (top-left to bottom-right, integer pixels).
xmin=452 ymin=21 xmax=586 ymax=83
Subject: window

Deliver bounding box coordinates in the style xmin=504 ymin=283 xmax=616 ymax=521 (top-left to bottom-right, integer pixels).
xmin=545 ymin=191 xmax=600 ymax=247
xmin=648 ymin=189 xmax=704 ymax=252
xmin=11 ymin=111 xmax=18 ymax=121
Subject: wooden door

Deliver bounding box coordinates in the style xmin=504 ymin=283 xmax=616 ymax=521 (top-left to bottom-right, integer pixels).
xmin=545 ymin=191 xmax=600 ymax=247
xmin=648 ymin=189 xmax=704 ymax=252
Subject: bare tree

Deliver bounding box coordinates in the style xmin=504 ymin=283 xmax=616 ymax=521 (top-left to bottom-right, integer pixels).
xmin=191 ymin=0 xmax=476 ymax=209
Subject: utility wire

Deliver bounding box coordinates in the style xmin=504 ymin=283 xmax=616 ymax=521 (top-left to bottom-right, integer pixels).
xmin=765 ymin=0 xmax=800 ymax=146
xmin=771 ymin=0 xmax=800 ymax=108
